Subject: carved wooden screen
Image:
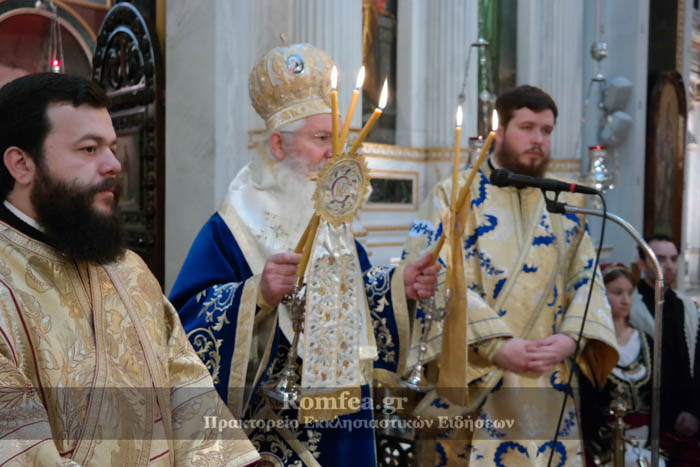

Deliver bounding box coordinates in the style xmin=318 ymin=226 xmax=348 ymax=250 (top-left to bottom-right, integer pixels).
xmin=91 ymin=1 xmax=165 ymax=284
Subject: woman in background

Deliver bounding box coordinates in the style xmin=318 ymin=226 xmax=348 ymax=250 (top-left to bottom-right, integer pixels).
xmin=579 ymin=263 xmax=664 ymax=466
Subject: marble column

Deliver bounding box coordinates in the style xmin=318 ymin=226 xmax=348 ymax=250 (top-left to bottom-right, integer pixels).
xmin=424 ymin=0 xmax=479 ymax=148
xmin=679 ymin=0 xmax=699 ymax=295
xmin=517 ymin=0 xmax=584 ymax=160
xmin=682 ymin=139 xmax=700 ymax=294
xmin=419 ymin=1 xmax=478 ymax=197
xmin=292 ymin=0 xmax=363 ymax=130
xmin=395 ymin=0 xmax=428 ymax=148
xmin=165 ymin=0 xmax=254 ymax=291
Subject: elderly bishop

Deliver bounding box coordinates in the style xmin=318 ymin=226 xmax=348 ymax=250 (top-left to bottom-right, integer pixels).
xmin=170 ymin=43 xmax=439 ymax=467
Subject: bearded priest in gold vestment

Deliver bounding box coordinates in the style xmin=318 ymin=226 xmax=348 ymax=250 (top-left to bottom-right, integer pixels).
xmin=403 ymin=85 xmax=619 ymax=466
xmin=0 ymin=73 xmax=259 ymax=466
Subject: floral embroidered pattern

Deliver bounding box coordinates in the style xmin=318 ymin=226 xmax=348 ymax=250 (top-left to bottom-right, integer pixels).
xmin=305 ymin=253 xmax=360 ymax=387
xmin=188 ymin=327 xmax=223 ymax=385
xmin=196 ymin=282 xmax=241 ymax=331
xmin=187 ymin=282 xmax=241 ymax=385
xmin=364 ymin=266 xmax=395 ymax=364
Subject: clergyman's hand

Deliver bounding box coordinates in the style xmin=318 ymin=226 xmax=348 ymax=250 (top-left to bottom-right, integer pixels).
xmin=492 ymin=335 xmax=577 ymax=375
xmin=404 ymin=252 xmax=441 ymax=300
xmin=492 ymin=338 xmax=536 ymax=374
xmin=674 ymin=411 xmax=700 ymax=438
xmin=260 ymin=252 xmax=301 ymax=307
xmin=526 ymin=334 xmax=577 ymax=373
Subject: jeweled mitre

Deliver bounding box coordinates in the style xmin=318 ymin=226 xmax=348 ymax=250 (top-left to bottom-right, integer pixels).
xmin=249 ymin=43 xmax=334 ymax=130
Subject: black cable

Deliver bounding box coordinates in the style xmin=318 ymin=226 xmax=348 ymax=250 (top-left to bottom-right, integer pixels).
xmin=546 ymin=192 xmax=607 ymax=467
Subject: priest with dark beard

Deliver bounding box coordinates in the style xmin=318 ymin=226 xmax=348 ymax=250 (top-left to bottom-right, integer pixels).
xmin=402 ymin=85 xmax=618 ymax=466
xmin=0 ymin=73 xmax=259 ymax=466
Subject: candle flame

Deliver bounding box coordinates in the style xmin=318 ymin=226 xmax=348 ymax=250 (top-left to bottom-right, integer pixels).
xmin=378 ymin=79 xmax=389 ymax=109
xmin=491 ymin=110 xmax=499 ymax=131
xmin=456 ymin=105 xmax=463 ymax=127
xmin=355 ymin=66 xmax=366 ymax=89
xmin=331 ymin=66 xmax=338 ymax=90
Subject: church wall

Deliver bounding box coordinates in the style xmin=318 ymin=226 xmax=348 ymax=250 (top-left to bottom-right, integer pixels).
xmin=165 ymin=0 xmax=220 ymax=291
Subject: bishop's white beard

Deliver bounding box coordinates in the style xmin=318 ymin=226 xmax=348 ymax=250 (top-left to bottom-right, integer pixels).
xmin=256 ymin=145 xmax=319 ymax=236
xmin=220 ymin=140 xmax=318 ymax=273
xmin=274 ymin=150 xmax=319 ymax=207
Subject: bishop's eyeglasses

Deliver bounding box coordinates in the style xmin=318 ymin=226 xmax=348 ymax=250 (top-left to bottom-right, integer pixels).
xmin=278 ymin=131 xmax=333 ymax=148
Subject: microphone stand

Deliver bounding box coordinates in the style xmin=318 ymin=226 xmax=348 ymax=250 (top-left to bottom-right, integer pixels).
xmin=545 ymin=197 xmax=664 ymax=467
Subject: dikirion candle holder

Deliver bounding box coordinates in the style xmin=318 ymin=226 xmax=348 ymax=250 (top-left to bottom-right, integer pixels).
xmin=264 ymin=283 xmax=306 ymax=405
xmin=400 ymin=290 xmax=450 ymax=392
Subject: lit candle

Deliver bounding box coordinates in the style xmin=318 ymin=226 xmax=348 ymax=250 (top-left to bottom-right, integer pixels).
xmin=445 ymin=106 xmax=463 ymax=281
xmin=338 ymin=66 xmax=365 ymax=152
xmin=431 ymin=110 xmax=498 ymax=264
xmin=330 ymin=66 xmax=339 ymax=155
xmin=349 ymin=79 xmax=388 ymax=154
xmin=450 ymin=105 xmax=463 ymax=214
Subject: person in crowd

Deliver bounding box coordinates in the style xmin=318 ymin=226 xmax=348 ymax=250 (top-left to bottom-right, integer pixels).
xmin=632 ymin=234 xmax=700 ymax=465
xmin=580 ymin=264 xmax=662 ymax=466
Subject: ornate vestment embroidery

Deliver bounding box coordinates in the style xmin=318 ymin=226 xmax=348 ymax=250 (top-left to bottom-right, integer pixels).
xmin=188 ymin=282 xmax=242 ymax=384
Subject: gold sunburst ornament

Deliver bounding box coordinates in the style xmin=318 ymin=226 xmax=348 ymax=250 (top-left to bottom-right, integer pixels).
xmin=312 ymin=152 xmax=370 ymax=227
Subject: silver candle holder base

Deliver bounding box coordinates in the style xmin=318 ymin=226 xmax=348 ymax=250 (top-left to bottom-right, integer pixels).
xmin=400 ymin=292 xmax=449 ymax=392
xmin=263 ymin=283 xmax=306 ymax=406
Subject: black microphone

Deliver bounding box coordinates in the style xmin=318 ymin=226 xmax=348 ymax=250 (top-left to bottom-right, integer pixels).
xmin=489 ymin=168 xmax=600 ymax=195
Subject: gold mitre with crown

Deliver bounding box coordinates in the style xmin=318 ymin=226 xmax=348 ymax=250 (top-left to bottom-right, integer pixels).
xmin=249 ymin=43 xmax=334 ymax=130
